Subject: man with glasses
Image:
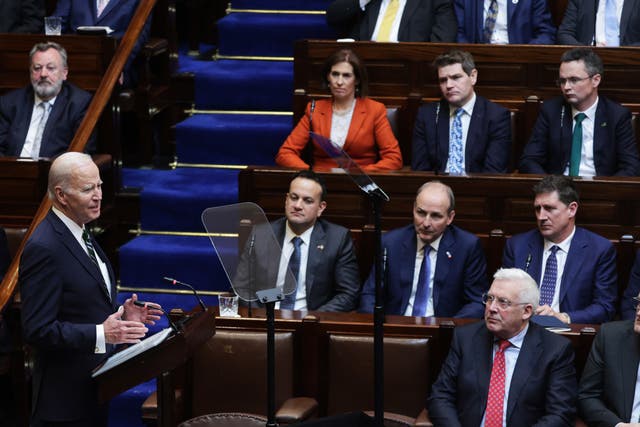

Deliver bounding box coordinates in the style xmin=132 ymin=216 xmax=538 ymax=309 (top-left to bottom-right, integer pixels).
xmin=578 ymin=294 xmax=640 ymax=425
xmin=429 ymin=268 xmax=577 ymax=426
xmin=503 ymin=175 xmax=617 ymax=325
xmin=519 ymin=47 xmax=640 ymax=177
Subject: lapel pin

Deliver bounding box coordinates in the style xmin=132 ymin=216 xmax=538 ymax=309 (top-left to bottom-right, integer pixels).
xmin=601 ymin=122 xmax=607 ymax=127
xmin=512 ymin=0 xmax=518 ymax=4
xmin=317 ymin=244 xmax=324 ymax=251
xmin=446 ymin=251 xmax=452 ymax=259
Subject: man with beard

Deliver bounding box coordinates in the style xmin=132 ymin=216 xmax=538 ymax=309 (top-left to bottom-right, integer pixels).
xmin=0 ymin=41 xmax=95 ymax=158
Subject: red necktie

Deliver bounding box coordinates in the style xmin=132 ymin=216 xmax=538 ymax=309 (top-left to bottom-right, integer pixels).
xmin=485 ymin=339 xmax=511 ymax=427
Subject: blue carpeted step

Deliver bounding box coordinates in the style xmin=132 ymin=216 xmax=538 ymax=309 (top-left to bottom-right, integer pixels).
xmin=108 ymin=379 xmax=156 ymax=427
xmin=217 ymin=13 xmax=335 ymax=57
xmin=231 ymin=0 xmax=331 ymax=10
xmin=119 ymin=235 xmax=235 ymax=293
xmin=193 ymin=60 xmax=292 ymax=111
xmin=175 ymin=113 xmax=292 ymax=165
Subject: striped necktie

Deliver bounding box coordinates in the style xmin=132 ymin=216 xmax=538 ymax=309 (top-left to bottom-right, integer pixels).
xmin=82 ymin=228 xmax=99 ymax=266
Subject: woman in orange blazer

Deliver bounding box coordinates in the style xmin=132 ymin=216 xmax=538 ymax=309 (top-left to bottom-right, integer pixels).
xmin=276 ymin=49 xmax=402 ymax=171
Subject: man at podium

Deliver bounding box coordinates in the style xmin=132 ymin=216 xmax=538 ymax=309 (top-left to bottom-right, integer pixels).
xmin=19 ymin=152 xmax=161 ymax=427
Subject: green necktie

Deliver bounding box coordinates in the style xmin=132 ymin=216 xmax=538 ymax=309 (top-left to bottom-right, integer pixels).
xmin=570 ymin=113 xmax=586 ymax=177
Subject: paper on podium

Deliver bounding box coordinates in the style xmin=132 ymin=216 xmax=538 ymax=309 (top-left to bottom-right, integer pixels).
xmin=92 ymin=327 xmax=173 ymax=377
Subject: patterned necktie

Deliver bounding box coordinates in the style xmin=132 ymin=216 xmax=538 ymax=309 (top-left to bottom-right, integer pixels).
xmin=377 ymin=0 xmax=399 ymax=42
xmin=570 ymin=113 xmax=586 ymax=177
xmin=82 ymin=228 xmax=99 ymax=266
xmin=448 ymin=108 xmax=465 ymax=175
xmin=605 ymin=0 xmax=620 ymax=47
xmin=281 ymin=236 xmax=302 ymax=309
xmin=412 ymin=246 xmax=432 ymax=316
xmin=485 ymin=339 xmax=511 ymax=427
xmin=31 ymin=101 xmax=50 ymax=159
xmin=483 ymin=0 xmax=499 ymax=43
xmin=539 ymin=245 xmax=559 ymax=306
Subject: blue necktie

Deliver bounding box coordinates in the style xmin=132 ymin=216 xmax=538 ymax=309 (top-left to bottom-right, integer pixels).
xmin=412 ymin=246 xmax=432 ymax=316
xmin=539 ymin=246 xmax=559 ymax=306
xmin=281 ymin=236 xmax=302 ymax=309
xmin=448 ymin=108 xmax=465 ymax=175
xmin=605 ymin=0 xmax=620 ymax=47
xmin=483 ymin=0 xmax=498 ymax=43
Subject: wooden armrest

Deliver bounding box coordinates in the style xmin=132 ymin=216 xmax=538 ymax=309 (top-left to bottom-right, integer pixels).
xmin=141 ymin=389 xmax=183 ymax=422
xmin=414 ymin=408 xmax=433 ymax=427
xmin=275 ymin=397 xmax=318 ymax=424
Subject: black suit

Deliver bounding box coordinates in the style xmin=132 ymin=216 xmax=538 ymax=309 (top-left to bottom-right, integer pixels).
xmin=0 ymin=82 xmax=96 ymax=158
xmin=20 ymin=211 xmax=116 ymax=425
xmin=557 ymin=0 xmax=640 ymax=46
xmin=578 ymin=320 xmax=640 ymax=426
xmin=429 ymin=321 xmax=577 ymax=426
xmin=0 ymin=0 xmax=44 ymax=33
xmin=326 ymin=0 xmax=457 ymax=42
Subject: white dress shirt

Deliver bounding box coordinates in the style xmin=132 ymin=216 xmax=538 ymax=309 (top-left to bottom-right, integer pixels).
xmin=20 ymin=95 xmax=57 ymax=158
xmin=276 ymin=222 xmax=314 ymax=311
xmin=403 ymin=234 xmax=442 ymax=316
xmin=365 ymin=0 xmax=408 ymax=42
xmin=563 ymin=98 xmax=598 ymax=177
xmin=485 ymin=0 xmax=509 ymax=44
xmin=540 ymin=226 xmax=576 ymax=312
xmin=595 ymin=0 xmax=623 ymax=46
xmin=445 ymin=93 xmax=477 ymax=174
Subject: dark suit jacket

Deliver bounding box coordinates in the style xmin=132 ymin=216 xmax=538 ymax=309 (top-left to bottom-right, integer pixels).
xmin=0 ymin=0 xmax=43 ymax=33
xmin=519 ymin=96 xmax=640 ymax=176
xmin=578 ymin=320 xmax=640 ymax=426
xmin=358 ymin=224 xmax=488 ymax=318
xmin=428 ymin=321 xmax=577 ymax=426
xmin=557 ymin=0 xmax=640 ymax=46
xmin=502 ymin=227 xmax=617 ymax=324
xmin=411 ymin=96 xmax=512 ymax=172
xmin=326 ymin=0 xmax=457 ymax=42
xmin=234 ymin=218 xmax=360 ymax=312
xmin=0 ymin=82 xmax=96 ymax=157
xmin=19 ymin=211 xmax=117 ymax=422
xmin=455 ymin=0 xmax=556 ymax=44
xmin=620 ymin=250 xmax=640 ymax=320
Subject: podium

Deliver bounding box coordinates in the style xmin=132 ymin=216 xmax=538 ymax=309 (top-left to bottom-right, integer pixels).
xmin=93 ymin=307 xmax=216 ymax=426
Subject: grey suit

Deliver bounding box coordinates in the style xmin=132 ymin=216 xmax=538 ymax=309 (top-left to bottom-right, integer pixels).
xmin=234 ymin=218 xmax=360 ymax=312
xmin=578 ymin=320 xmax=640 ymax=426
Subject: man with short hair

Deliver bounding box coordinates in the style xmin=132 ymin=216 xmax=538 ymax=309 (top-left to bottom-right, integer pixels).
xmin=578 ymin=293 xmax=640 ymax=425
xmin=411 ymin=50 xmax=511 ymax=173
xmin=503 ymin=175 xmax=617 ymax=324
xmin=0 ymin=41 xmax=96 ymax=158
xmin=20 ymin=152 xmax=161 ymax=426
xmin=325 ymin=0 xmax=457 ymax=42
xmin=428 ymin=268 xmax=577 ymax=426
xmin=558 ymin=0 xmax=640 ymax=46
xmin=519 ymin=48 xmax=640 ymax=176
xmin=359 ymin=180 xmax=488 ymax=318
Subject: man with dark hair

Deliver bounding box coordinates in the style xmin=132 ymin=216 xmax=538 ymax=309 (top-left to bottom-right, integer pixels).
xmin=519 ymin=48 xmax=640 ymax=176
xmin=325 ymin=0 xmax=457 ymax=42
xmin=359 ymin=180 xmax=488 ymax=317
xmin=412 ymin=50 xmax=511 ymax=173
xmin=0 ymin=41 xmax=96 ymax=158
xmin=503 ymin=175 xmax=617 ymax=324
xmin=236 ymin=170 xmax=360 ymax=311
xmin=558 ymin=0 xmax=640 ymax=46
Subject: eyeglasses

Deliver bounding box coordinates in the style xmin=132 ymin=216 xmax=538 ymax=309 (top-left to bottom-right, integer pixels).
xmin=556 ymin=76 xmax=593 ymax=87
xmin=482 ymin=293 xmax=529 ymax=310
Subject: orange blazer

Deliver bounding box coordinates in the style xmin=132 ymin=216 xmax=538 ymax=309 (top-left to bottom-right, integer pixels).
xmin=276 ymin=98 xmax=402 ymax=171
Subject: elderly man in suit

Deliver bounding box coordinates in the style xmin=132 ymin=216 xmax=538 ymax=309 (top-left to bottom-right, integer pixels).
xmin=454 ymin=0 xmax=556 ymax=44
xmin=359 ymin=180 xmax=488 ymax=318
xmin=0 ymin=41 xmax=96 ymax=158
xmin=429 ymin=268 xmax=577 ymax=426
xmin=411 ymin=50 xmax=511 ymax=173
xmin=20 ymin=152 xmax=162 ymax=426
xmin=519 ymin=48 xmax=640 ymax=176
xmin=325 ymin=0 xmax=457 ymax=42
xmin=578 ymin=294 xmax=640 ymax=425
xmin=558 ymin=0 xmax=640 ymax=46
xmin=235 ymin=170 xmax=360 ymax=311
xmin=503 ymin=175 xmax=617 ymax=325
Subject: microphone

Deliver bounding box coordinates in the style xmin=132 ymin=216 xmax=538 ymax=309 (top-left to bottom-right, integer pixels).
xmin=525 ymin=254 xmax=532 ymax=272
xmin=134 ymin=300 xmax=180 ymax=333
xmin=164 ymin=276 xmax=207 ymax=312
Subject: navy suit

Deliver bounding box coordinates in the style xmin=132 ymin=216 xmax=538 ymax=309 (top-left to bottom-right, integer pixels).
xmin=455 ymin=0 xmax=556 ymax=44
xmin=428 ymin=321 xmax=577 ymax=426
xmin=519 ymin=96 xmax=640 ymax=176
xmin=578 ymin=320 xmax=640 ymax=426
xmin=503 ymin=227 xmax=617 ymax=324
xmin=326 ymin=0 xmax=457 ymax=42
xmin=0 ymin=82 xmax=96 ymax=158
xmin=411 ymin=96 xmax=512 ymax=173
xmin=20 ymin=211 xmax=116 ymax=424
xmin=234 ymin=218 xmax=360 ymax=312
xmin=358 ymin=224 xmax=488 ymax=318
xmin=558 ymin=0 xmax=640 ymax=46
